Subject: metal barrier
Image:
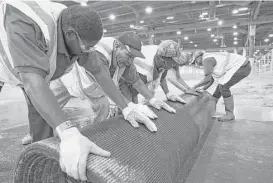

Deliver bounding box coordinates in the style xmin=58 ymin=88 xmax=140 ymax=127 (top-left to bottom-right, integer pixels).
xmin=254 ymin=49 xmax=273 ymax=74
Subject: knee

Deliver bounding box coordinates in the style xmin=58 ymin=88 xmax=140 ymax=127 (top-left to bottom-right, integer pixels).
xmin=219 ymin=84 xmax=231 ymax=98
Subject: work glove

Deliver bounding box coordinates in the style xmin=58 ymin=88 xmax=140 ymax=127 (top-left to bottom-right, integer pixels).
xmin=122 ymin=103 xmax=158 ymax=132
xmin=59 ymin=127 xmax=111 ymax=181
xmin=184 ymin=88 xmax=201 ymax=96
xmin=149 ymin=98 xmax=176 ymax=114
xmin=128 ymin=102 xmax=158 ymax=119
xmin=166 ymin=92 xmax=187 ymax=104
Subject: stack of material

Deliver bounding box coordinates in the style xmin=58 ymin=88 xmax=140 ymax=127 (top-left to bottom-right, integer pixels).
xmin=13 ymin=92 xmax=215 ymax=183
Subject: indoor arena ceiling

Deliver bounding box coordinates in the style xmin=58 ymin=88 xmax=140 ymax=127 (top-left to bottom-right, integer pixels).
xmin=56 ymin=1 xmax=273 ymax=54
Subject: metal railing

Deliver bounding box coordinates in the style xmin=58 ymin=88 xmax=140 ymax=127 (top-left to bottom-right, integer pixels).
xmin=253 ymin=49 xmax=273 ymax=74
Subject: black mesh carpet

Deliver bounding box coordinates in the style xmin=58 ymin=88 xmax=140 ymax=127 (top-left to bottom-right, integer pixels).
xmin=13 ymin=92 xmax=215 ymax=183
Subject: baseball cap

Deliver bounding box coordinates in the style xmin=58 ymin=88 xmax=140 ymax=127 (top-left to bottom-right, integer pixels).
xmin=157 ymin=40 xmax=181 ymax=63
xmin=117 ymin=32 xmax=145 ymax=59
xmin=191 ymin=50 xmax=205 ymax=65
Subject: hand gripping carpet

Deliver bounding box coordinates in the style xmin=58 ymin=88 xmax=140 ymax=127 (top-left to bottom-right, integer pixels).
xmin=13 ymin=92 xmax=215 ymax=183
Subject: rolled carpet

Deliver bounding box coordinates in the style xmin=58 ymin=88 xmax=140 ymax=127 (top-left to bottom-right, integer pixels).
xmin=13 ymin=92 xmax=215 ymax=183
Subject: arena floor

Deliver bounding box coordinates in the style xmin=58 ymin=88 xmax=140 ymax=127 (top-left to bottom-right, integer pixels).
xmin=0 ymin=73 xmax=273 ymax=183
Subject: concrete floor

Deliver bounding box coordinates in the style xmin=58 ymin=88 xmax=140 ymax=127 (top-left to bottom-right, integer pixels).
xmin=0 ymin=73 xmax=273 ymax=183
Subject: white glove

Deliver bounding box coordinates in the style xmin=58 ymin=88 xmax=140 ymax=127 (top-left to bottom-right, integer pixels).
xmin=149 ymin=98 xmax=176 ymax=113
xmin=166 ymin=93 xmax=187 ymax=104
xmin=122 ymin=103 xmax=157 ymax=132
xmin=58 ymin=127 xmax=111 ymax=181
xmin=128 ymin=102 xmax=158 ymax=119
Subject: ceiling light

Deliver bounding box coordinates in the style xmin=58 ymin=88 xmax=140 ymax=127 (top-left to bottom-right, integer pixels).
xmin=167 ymin=16 xmax=174 ymax=20
xmin=218 ymin=20 xmax=223 ymax=25
xmin=140 ymin=20 xmax=144 ymax=24
xmin=151 ymin=34 xmax=154 ymax=38
xmin=210 ymin=34 xmax=215 ymax=38
xmin=239 ymin=7 xmax=248 ymax=11
xmin=264 ymin=38 xmax=269 ymax=42
xmin=233 ymin=32 xmax=238 ymax=36
xmin=233 ymin=25 xmax=237 ymax=29
xmin=177 ymin=31 xmax=181 ymax=35
xmin=234 ymin=41 xmax=238 ymax=45
xmin=80 ymin=2 xmax=87 ymax=6
xmin=184 ymin=36 xmax=188 ymax=40
xmin=202 ymin=12 xmax=208 ymax=16
xmin=232 ymin=9 xmax=239 ymax=14
xmin=145 ymin=6 xmax=153 ymax=14
xmin=207 ymin=28 xmax=211 ymax=31
xmin=130 ymin=24 xmax=134 ymax=28
xmin=199 ymin=14 xmax=204 ymax=18
xmin=190 ymin=41 xmax=193 ymax=44
xmin=109 ymin=14 xmax=116 ymax=20
xmin=213 ymin=38 xmax=217 ymax=42
xmin=194 ymin=44 xmax=197 ymax=47
xmin=234 ymin=37 xmax=238 ymax=40
xmin=269 ymin=34 xmax=273 ymax=37
xmin=103 ymin=29 xmax=107 ymax=33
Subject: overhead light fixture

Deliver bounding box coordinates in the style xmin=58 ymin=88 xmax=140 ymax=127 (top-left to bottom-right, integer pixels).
xmin=167 ymin=16 xmax=174 ymax=20
xmin=103 ymin=29 xmax=107 ymax=33
xmin=233 ymin=25 xmax=237 ymax=29
xmin=213 ymin=38 xmax=217 ymax=42
xmin=269 ymin=34 xmax=273 ymax=37
xmin=238 ymin=7 xmax=248 ymax=11
xmin=234 ymin=37 xmax=238 ymax=40
xmin=140 ymin=20 xmax=144 ymax=24
xmin=233 ymin=32 xmax=238 ymax=36
xmin=232 ymin=9 xmax=239 ymax=14
xmin=80 ymin=2 xmax=87 ymax=6
xmin=234 ymin=41 xmax=238 ymax=45
xmin=151 ymin=34 xmax=154 ymax=38
xmin=109 ymin=14 xmax=116 ymax=20
xmin=264 ymin=38 xmax=270 ymax=42
xmin=199 ymin=14 xmax=204 ymax=18
xmin=190 ymin=41 xmax=193 ymax=44
xmin=184 ymin=36 xmax=188 ymax=40
xmin=130 ymin=24 xmax=134 ymax=28
xmin=207 ymin=28 xmax=212 ymax=31
xmin=218 ymin=20 xmax=223 ymax=25
xmin=194 ymin=44 xmax=197 ymax=47
xmin=145 ymin=6 xmax=153 ymax=14
xmin=210 ymin=34 xmax=215 ymax=38
xmin=202 ymin=12 xmax=208 ymax=16
xmin=177 ymin=31 xmax=181 ymax=35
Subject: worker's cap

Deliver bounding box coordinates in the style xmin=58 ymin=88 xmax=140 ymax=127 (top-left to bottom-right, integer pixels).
xmin=157 ymin=40 xmax=181 ymax=62
xmin=117 ymin=32 xmax=145 ymax=59
xmin=191 ymin=50 xmax=205 ymax=65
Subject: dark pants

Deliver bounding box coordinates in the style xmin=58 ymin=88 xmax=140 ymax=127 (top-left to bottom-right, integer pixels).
xmin=213 ymin=61 xmax=251 ymax=99
xmin=0 ymin=81 xmax=4 ymax=92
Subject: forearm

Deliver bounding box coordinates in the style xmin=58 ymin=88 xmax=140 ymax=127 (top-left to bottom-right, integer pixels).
xmin=92 ymin=71 xmax=128 ymax=110
xmin=203 ymin=77 xmax=214 ymax=90
xmin=160 ymin=78 xmax=169 ymax=95
xmin=167 ymin=77 xmax=188 ymax=92
xmin=133 ymin=79 xmax=153 ymax=101
xmin=193 ymin=75 xmax=211 ymax=89
xmin=21 ymin=73 xmax=67 ymax=129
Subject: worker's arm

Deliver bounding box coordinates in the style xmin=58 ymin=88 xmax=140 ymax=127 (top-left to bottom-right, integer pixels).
xmin=167 ymin=66 xmax=190 ymax=92
xmin=79 ymin=51 xmax=129 ymax=110
xmin=160 ymin=70 xmax=170 ymax=95
xmin=193 ymin=57 xmax=215 ymax=89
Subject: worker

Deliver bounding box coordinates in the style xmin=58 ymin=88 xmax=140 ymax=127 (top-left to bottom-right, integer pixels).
xmin=85 ymin=32 xmax=177 ymax=118
xmin=0 ymin=0 xmax=159 ymax=181
xmin=121 ymin=40 xmax=200 ymax=106
xmin=191 ymin=51 xmax=251 ymax=121
xmin=22 ymin=32 xmax=176 ymax=145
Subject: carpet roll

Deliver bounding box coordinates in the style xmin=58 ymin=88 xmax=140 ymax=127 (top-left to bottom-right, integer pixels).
xmin=13 ymin=92 xmax=215 ymax=183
